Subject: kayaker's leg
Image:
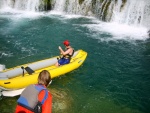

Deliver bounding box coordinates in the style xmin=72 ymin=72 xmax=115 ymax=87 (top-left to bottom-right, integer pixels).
xmin=55 ymin=62 xmax=59 ymax=67
xmin=55 ymin=58 xmax=64 ymax=66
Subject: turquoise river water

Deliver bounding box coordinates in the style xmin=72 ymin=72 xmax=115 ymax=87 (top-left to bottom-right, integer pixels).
xmin=0 ymin=11 xmax=150 ymax=113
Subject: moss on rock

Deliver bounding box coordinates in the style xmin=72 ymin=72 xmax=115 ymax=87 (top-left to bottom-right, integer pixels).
xmin=43 ymin=0 xmax=52 ymax=11
xmin=99 ymin=0 xmax=105 ymax=3
xmin=78 ymin=0 xmax=85 ymax=5
xmin=120 ymin=0 xmax=127 ymax=11
xmin=103 ymin=0 xmax=111 ymax=21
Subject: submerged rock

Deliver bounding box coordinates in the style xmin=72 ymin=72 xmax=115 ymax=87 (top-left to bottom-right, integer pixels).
xmin=49 ymin=88 xmax=73 ymax=113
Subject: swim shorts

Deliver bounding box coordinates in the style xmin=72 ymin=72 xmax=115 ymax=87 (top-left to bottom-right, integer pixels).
xmin=58 ymin=58 xmax=70 ymax=65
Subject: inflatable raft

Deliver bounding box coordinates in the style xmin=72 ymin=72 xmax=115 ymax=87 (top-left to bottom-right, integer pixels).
xmin=0 ymin=50 xmax=87 ymax=90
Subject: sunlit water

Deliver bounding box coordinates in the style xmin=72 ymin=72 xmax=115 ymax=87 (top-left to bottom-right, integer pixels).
xmin=0 ymin=10 xmax=150 ymax=113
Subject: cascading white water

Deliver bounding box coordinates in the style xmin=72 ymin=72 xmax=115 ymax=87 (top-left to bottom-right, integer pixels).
xmin=14 ymin=0 xmax=41 ymax=11
xmin=0 ymin=0 xmax=43 ymax=12
xmin=111 ymin=0 xmax=150 ymax=28
xmin=53 ymin=0 xmax=66 ymax=12
xmin=53 ymin=0 xmax=93 ymax=15
xmin=0 ymin=0 xmax=150 ymax=28
xmin=52 ymin=0 xmax=150 ymax=28
xmin=0 ymin=0 xmax=14 ymax=9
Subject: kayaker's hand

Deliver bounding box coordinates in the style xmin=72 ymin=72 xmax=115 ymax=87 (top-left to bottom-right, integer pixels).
xmin=59 ymin=46 xmax=61 ymax=50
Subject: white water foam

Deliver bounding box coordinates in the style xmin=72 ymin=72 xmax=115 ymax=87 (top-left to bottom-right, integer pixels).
xmin=53 ymin=0 xmax=66 ymax=12
xmin=0 ymin=7 xmax=44 ymax=19
xmin=0 ymin=5 xmax=149 ymax=42
xmin=0 ymin=52 xmax=13 ymax=58
xmin=81 ymin=18 xmax=149 ymax=41
xmin=111 ymin=0 xmax=150 ymax=28
xmin=0 ymin=0 xmax=42 ymax=11
xmin=55 ymin=13 xmax=149 ymax=41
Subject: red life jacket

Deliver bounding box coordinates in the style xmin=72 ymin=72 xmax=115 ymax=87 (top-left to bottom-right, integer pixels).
xmin=16 ymin=84 xmax=49 ymax=113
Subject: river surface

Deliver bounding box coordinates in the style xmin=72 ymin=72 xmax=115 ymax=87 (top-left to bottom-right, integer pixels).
xmin=0 ymin=10 xmax=150 ymax=113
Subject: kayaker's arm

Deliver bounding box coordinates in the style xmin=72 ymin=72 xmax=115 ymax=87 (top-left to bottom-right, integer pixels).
xmin=59 ymin=46 xmax=70 ymax=55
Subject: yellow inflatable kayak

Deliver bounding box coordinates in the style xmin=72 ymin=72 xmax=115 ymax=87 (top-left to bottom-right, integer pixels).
xmin=0 ymin=50 xmax=87 ymax=90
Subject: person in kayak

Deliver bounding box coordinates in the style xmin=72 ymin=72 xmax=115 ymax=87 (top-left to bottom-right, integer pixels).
xmin=15 ymin=70 xmax=52 ymax=113
xmin=55 ymin=40 xmax=74 ymax=66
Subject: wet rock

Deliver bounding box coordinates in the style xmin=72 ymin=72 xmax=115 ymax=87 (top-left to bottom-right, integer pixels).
xmin=148 ymin=30 xmax=150 ymax=37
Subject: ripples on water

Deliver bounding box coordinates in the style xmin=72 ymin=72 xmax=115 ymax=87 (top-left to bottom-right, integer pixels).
xmin=0 ymin=11 xmax=150 ymax=113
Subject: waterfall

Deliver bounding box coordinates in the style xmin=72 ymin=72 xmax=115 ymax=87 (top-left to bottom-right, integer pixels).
xmin=111 ymin=0 xmax=150 ymax=28
xmin=0 ymin=0 xmax=14 ymax=9
xmin=0 ymin=0 xmax=44 ymax=11
xmin=14 ymin=0 xmax=41 ymax=11
xmin=0 ymin=0 xmax=150 ymax=28
xmin=53 ymin=0 xmax=93 ymax=15
xmin=53 ymin=0 xmax=66 ymax=12
xmin=52 ymin=0 xmax=150 ymax=28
